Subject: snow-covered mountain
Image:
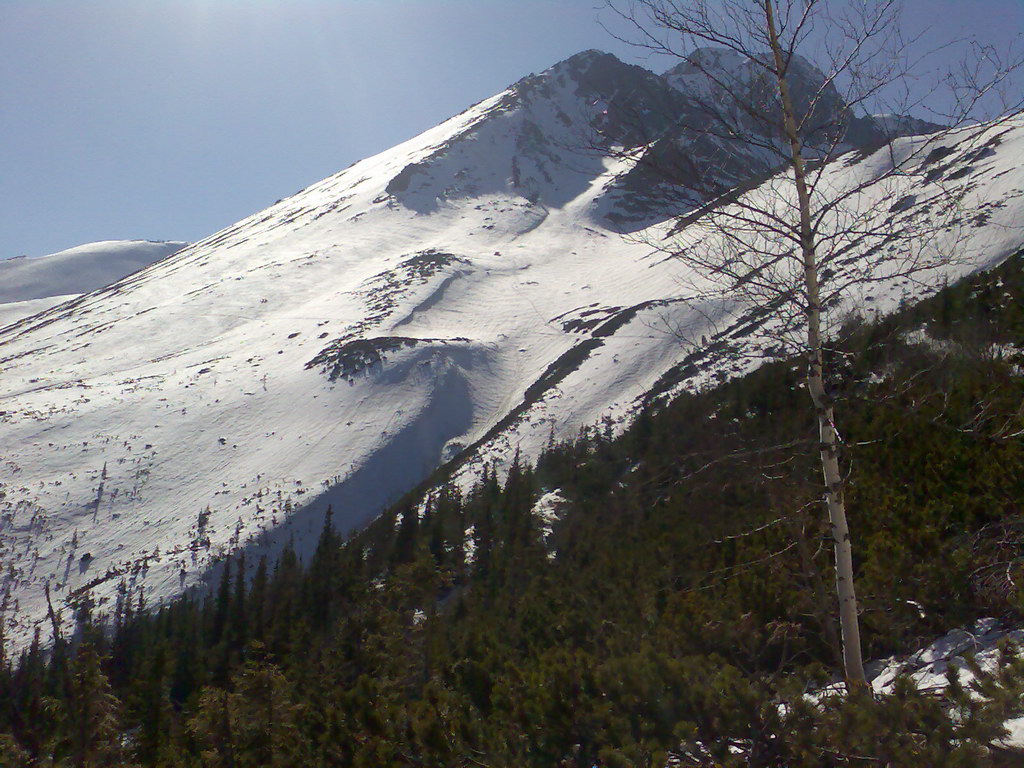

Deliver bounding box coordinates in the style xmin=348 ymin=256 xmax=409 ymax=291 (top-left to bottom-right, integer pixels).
xmin=660 ymin=47 xmax=876 ymax=152
xmin=0 ymin=50 xmax=1021 ymax=650
xmin=0 ymin=240 xmax=187 ymax=329
xmin=598 ymin=47 xmax=938 ymax=231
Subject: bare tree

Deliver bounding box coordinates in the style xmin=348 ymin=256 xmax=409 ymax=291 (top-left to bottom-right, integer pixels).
xmin=603 ymin=0 xmax=1023 ymax=687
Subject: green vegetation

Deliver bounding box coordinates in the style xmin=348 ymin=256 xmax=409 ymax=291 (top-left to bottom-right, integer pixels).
xmin=2 ymin=253 xmax=1023 ymax=766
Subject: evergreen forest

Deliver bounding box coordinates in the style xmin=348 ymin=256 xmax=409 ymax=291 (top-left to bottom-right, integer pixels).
xmin=2 ymin=252 xmax=1024 ymax=766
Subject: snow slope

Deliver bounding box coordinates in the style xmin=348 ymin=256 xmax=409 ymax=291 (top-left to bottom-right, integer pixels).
xmin=0 ymin=295 xmax=78 ymax=332
xmin=0 ymin=51 xmax=1021 ymax=650
xmin=0 ymin=240 xmax=187 ymax=329
xmin=870 ymin=619 xmax=1024 ymax=749
xmin=454 ymin=115 xmax=1024 ymax=485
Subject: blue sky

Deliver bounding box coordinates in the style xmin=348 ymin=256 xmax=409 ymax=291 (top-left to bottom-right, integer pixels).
xmin=2 ymin=0 xmax=1022 ymax=259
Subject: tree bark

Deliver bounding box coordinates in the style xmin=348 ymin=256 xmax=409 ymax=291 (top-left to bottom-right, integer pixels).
xmin=764 ymin=0 xmax=867 ymax=687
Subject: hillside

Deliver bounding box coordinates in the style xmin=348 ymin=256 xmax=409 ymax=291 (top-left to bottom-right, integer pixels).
xmin=0 ymin=49 xmax=1022 ymax=655
xmin=2 ymin=249 xmax=1021 ymax=766
xmin=0 ymin=240 xmax=187 ymax=329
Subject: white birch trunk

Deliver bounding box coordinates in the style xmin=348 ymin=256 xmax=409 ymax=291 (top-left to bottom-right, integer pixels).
xmin=764 ymin=0 xmax=868 ymax=687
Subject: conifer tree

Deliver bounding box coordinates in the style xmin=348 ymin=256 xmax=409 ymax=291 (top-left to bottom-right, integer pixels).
xmin=45 ymin=643 xmax=125 ymax=768
xmin=229 ymin=552 xmax=247 ymax=651
xmin=129 ymin=640 xmax=175 ymax=765
xmin=0 ymin=733 xmax=29 ymax=768
xmin=307 ymin=507 xmax=340 ymax=629
xmin=212 ymin=556 xmax=232 ymax=647
xmin=249 ymin=556 xmax=269 ymax=644
xmin=190 ymin=652 xmax=309 ymax=767
xmin=392 ymin=503 xmax=420 ymax=566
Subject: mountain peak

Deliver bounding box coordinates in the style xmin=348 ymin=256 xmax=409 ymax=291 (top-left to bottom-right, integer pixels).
xmin=663 ymin=46 xmax=748 ymax=77
xmin=661 ymin=45 xmax=830 ymax=101
xmin=659 ymin=46 xmax=936 ymax=150
xmin=381 ymin=48 xmax=681 ymax=213
xmin=560 ymin=48 xmax=611 ymax=65
xmin=662 ymin=45 xmax=823 ymax=80
xmin=0 ymin=47 xmax=1018 ymax=655
xmin=514 ymin=48 xmax=629 ymax=94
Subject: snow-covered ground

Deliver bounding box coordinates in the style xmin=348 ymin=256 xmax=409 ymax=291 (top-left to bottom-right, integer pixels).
xmin=0 ymin=295 xmax=77 ymax=331
xmin=0 ymin=50 xmax=1021 ymax=651
xmin=867 ymin=620 xmax=1023 ymax=749
xmin=0 ymin=240 xmax=187 ymax=329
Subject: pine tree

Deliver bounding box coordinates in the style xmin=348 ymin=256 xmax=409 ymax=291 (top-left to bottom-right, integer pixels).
xmin=249 ymin=556 xmax=269 ymax=644
xmin=45 ymin=643 xmax=125 ymax=768
xmin=212 ymin=556 xmax=232 ymax=646
xmin=189 ymin=653 xmax=308 ymax=767
xmin=229 ymin=552 xmax=247 ymax=651
xmin=0 ymin=733 xmax=29 ymax=768
xmin=392 ymin=503 xmax=419 ymax=566
xmin=307 ymin=507 xmax=340 ymax=629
